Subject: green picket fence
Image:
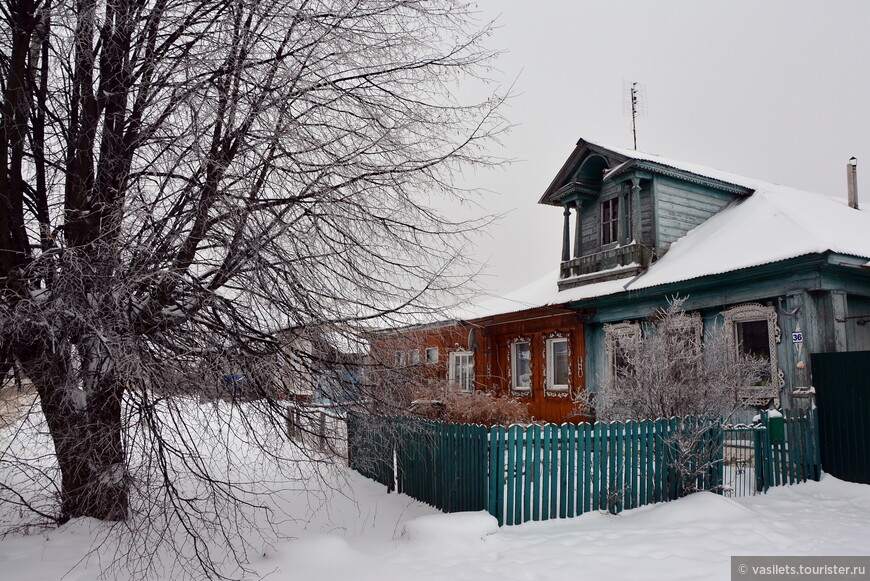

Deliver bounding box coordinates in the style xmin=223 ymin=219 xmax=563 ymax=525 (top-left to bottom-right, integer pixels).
xmin=347 ymin=415 xmax=490 ymax=511
xmin=755 ymin=408 xmax=821 ymax=491
xmin=347 ymin=409 xmax=819 ymax=527
xmin=397 ymin=420 xmax=489 ymax=513
xmin=487 ymin=417 xmax=721 ymax=525
xmin=347 ymin=412 xmax=396 ymax=489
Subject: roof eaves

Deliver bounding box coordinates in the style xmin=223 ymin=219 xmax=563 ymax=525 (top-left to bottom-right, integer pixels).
xmin=565 ymin=253 xmax=831 ymax=310
xmin=603 ymin=159 xmax=753 ymax=196
xmin=538 ymin=139 xmax=633 ymax=206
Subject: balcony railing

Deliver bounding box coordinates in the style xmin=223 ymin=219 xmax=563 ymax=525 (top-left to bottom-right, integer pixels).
xmin=558 ymin=243 xmax=652 ymax=289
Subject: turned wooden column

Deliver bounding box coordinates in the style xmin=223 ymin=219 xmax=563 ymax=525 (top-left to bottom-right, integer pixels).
xmin=561 ymin=204 xmax=571 ymax=262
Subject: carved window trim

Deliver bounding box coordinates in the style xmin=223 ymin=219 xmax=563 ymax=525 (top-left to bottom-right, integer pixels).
xmin=603 ymin=321 xmax=641 ymax=379
xmin=507 ymin=335 xmax=533 ymax=394
xmin=665 ymin=311 xmax=704 ymax=349
xmin=542 ymin=330 xmax=571 ymax=396
xmin=721 ymin=303 xmax=784 ymax=406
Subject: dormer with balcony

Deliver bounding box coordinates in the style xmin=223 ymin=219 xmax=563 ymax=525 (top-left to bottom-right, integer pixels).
xmin=539 ymin=140 xmax=754 ymax=291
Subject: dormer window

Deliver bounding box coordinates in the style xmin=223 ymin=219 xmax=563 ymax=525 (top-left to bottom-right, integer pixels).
xmin=601 ymin=198 xmax=619 ymax=245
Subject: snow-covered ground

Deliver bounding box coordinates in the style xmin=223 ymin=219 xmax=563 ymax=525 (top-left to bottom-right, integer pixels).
xmin=1 ymin=408 xmax=869 ymax=581
xmin=2 ymin=466 xmax=869 ymax=580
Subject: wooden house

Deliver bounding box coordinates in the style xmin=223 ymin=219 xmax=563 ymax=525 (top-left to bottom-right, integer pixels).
xmin=367 ymin=307 xmax=587 ymax=421
xmin=370 ymin=139 xmax=870 ymax=423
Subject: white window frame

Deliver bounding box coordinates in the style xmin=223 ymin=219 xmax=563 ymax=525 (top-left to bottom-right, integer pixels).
xmin=546 ymin=337 xmax=570 ymax=392
xmin=425 ymin=346 xmax=439 ymax=365
xmin=409 ymin=348 xmax=420 ymax=365
xmin=510 ymin=339 xmax=532 ymax=392
xmin=448 ymin=351 xmax=474 ymax=392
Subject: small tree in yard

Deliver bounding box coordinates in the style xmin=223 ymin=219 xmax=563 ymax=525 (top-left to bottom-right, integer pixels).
xmin=0 ymin=0 xmax=506 ymax=577
xmin=591 ymin=297 xmax=770 ymax=496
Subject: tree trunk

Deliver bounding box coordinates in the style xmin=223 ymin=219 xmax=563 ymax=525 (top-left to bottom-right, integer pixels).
xmin=20 ymin=342 xmax=128 ymax=522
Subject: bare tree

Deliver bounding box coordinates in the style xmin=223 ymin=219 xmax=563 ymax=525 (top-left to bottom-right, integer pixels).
xmin=0 ymin=0 xmax=506 ymax=576
xmin=593 ymin=297 xmax=769 ymax=422
xmin=590 ymin=297 xmax=770 ymax=496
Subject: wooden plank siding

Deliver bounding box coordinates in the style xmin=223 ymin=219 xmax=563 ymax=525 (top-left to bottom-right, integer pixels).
xmin=639 ymin=183 xmax=654 ymax=247
xmin=367 ymin=308 xmax=588 ymax=424
xmin=479 ymin=309 xmax=587 ymax=423
xmin=652 ymin=176 xmax=736 ymax=256
xmin=579 ymin=203 xmax=598 ymax=255
xmin=846 ymin=295 xmax=870 ymax=351
xmin=367 ymin=321 xmax=476 ymax=389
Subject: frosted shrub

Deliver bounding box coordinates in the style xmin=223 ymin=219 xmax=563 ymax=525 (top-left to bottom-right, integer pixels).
xmin=410 ymin=383 xmax=529 ymax=427
xmin=590 ymin=297 xmax=771 ymax=496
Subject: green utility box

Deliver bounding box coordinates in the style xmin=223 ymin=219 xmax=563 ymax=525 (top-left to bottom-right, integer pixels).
xmin=767 ymin=414 xmax=786 ymax=445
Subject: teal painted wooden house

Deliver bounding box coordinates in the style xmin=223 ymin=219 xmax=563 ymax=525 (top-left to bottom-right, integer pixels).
xmin=469 ymin=138 xmax=870 ymax=420
xmin=379 ymin=138 xmax=870 ymax=423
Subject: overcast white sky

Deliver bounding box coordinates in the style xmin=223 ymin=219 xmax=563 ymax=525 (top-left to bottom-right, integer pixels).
xmin=462 ymin=0 xmax=870 ymax=299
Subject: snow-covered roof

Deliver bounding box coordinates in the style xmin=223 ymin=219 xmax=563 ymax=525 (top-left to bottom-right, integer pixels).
xmin=591 ymin=139 xmax=764 ymax=192
xmin=469 ymin=143 xmax=870 ymax=320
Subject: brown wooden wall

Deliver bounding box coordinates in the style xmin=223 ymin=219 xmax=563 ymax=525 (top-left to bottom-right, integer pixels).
xmin=368 ymin=322 xmax=474 ymax=389
xmin=475 ymin=309 xmax=587 ymax=423
xmin=369 ymin=307 xmax=588 ymax=424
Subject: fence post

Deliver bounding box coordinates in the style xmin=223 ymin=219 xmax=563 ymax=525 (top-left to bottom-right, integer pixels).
xmin=317 ymin=411 xmax=327 ymax=451
xmin=346 ymin=412 xmax=356 ymax=470
xmin=286 ymin=406 xmax=296 ymax=439
xmin=489 ymin=425 xmax=505 ymax=526
xmin=541 ymin=424 xmax=551 ymax=520
xmin=531 ymin=424 xmax=542 ymax=521
xmin=810 ymin=407 xmax=822 ymax=481
xmin=762 ymin=412 xmax=775 ymax=492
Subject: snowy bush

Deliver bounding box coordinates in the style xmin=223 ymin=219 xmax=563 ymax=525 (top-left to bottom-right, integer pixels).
xmin=409 ymin=382 xmax=530 ymax=427
xmin=589 ymin=297 xmax=771 ymax=496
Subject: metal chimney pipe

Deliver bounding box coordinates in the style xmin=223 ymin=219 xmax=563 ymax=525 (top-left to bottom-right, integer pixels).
xmin=847 ymin=157 xmax=859 ymax=209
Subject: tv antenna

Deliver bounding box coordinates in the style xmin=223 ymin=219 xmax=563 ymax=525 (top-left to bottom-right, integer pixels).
xmin=622 ymin=81 xmax=646 ymax=150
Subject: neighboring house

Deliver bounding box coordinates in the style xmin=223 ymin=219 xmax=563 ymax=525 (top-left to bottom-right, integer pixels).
xmin=277 ymin=328 xmax=366 ymax=405
xmin=370 ymin=138 xmax=870 ymax=423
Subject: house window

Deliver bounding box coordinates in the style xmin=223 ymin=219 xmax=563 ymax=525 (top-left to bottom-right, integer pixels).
xmin=409 ymin=349 xmax=420 ymax=366
xmin=448 ymin=351 xmax=474 ymax=392
xmin=546 ymin=337 xmax=570 ymax=391
xmin=721 ymin=303 xmax=783 ymax=406
xmin=511 ymin=341 xmax=532 ymax=390
xmin=735 ymin=320 xmax=771 ymax=380
xmin=425 ymin=347 xmax=439 ymax=364
xmin=395 ymin=351 xmax=406 ymax=367
xmin=603 ymin=322 xmax=641 ymax=379
xmin=671 ymin=311 xmax=704 ymax=350
xmin=601 ymin=197 xmax=619 ymax=245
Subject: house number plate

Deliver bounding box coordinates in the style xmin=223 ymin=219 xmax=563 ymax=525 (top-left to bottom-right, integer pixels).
xmin=791 ymin=332 xmax=803 ymax=344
